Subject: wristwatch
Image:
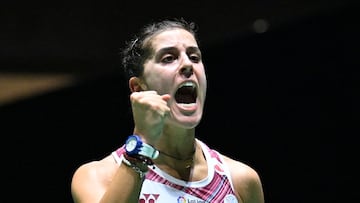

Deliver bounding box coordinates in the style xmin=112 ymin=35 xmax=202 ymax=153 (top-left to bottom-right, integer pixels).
xmin=125 ymin=135 xmax=159 ymax=159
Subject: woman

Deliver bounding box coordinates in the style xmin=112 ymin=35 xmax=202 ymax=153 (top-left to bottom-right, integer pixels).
xmin=71 ymin=18 xmax=264 ymax=203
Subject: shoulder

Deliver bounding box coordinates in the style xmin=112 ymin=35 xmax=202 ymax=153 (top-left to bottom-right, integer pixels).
xmin=71 ymin=155 xmax=118 ymax=203
xmin=222 ymin=155 xmax=265 ymax=203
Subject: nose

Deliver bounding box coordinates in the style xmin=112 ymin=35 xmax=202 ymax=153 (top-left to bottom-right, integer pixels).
xmin=179 ymin=55 xmax=194 ymax=78
xmin=180 ymin=65 xmax=193 ymax=78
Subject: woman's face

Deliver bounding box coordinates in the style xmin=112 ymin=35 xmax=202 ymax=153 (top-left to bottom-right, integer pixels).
xmin=141 ymin=28 xmax=207 ymax=128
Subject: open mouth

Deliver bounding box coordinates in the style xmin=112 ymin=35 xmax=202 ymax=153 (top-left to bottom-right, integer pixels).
xmin=175 ymin=82 xmax=197 ymax=104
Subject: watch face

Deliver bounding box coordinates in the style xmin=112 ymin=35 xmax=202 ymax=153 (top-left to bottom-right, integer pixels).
xmin=126 ymin=137 xmax=137 ymax=152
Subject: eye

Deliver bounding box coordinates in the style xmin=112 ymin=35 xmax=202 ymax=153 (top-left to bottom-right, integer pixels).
xmin=161 ymin=54 xmax=177 ymax=63
xmin=189 ymin=54 xmax=201 ymax=63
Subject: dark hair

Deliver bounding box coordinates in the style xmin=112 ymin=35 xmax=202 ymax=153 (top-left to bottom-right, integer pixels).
xmin=121 ymin=18 xmax=199 ymax=80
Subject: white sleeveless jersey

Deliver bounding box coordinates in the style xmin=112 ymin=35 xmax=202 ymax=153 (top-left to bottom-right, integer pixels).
xmin=111 ymin=139 xmax=238 ymax=203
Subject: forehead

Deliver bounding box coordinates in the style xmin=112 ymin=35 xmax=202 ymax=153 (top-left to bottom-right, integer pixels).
xmin=150 ymin=29 xmax=198 ymax=51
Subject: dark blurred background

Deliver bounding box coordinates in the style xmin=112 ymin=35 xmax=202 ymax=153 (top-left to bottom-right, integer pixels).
xmin=1 ymin=1 xmax=357 ymax=202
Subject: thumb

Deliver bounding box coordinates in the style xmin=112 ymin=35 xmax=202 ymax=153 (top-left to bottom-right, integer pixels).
xmin=161 ymin=94 xmax=171 ymax=102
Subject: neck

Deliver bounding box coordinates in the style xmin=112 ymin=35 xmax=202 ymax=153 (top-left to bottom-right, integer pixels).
xmin=155 ymin=139 xmax=197 ymax=168
xmin=154 ymin=141 xmax=201 ymax=181
xmin=154 ymin=126 xmax=197 ymax=167
xmin=158 ymin=144 xmax=196 ymax=168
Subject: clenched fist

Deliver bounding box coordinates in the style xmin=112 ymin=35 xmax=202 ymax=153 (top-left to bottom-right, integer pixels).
xmin=130 ymin=90 xmax=171 ymax=144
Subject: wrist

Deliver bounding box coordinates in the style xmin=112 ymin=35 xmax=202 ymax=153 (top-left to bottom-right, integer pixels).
xmin=122 ymin=153 xmax=148 ymax=180
xmin=125 ymin=135 xmax=159 ymax=160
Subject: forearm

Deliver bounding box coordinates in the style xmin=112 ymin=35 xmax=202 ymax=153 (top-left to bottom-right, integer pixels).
xmin=100 ymin=163 xmax=144 ymax=203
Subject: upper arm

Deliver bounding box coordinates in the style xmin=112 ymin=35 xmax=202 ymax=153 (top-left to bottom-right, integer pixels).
xmin=71 ymin=162 xmax=107 ymax=203
xmin=240 ymin=167 xmax=265 ymax=203
xmin=224 ymin=157 xmax=265 ymax=203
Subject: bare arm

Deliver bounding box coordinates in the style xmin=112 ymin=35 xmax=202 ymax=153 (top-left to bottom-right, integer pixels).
xmin=71 ymin=156 xmax=145 ymax=203
xmin=224 ymin=156 xmax=265 ymax=203
xmin=71 ymin=91 xmax=171 ymax=203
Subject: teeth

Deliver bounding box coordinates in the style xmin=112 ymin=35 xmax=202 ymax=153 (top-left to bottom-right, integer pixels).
xmin=179 ymin=81 xmax=196 ymax=88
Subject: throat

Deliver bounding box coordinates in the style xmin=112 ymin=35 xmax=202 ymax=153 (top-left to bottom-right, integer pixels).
xmin=157 ymin=142 xmax=197 ymax=168
xmin=153 ymin=142 xmax=206 ymax=181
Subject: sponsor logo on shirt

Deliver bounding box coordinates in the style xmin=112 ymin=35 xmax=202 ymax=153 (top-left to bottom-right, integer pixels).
xmin=177 ymin=196 xmax=205 ymax=203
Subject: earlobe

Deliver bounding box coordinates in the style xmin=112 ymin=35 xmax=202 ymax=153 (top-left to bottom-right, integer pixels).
xmin=129 ymin=77 xmax=147 ymax=92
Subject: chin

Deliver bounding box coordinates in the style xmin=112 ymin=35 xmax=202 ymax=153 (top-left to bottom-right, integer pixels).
xmin=174 ymin=114 xmax=202 ymax=129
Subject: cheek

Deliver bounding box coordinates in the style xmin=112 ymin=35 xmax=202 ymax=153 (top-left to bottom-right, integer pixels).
xmin=144 ymin=71 xmax=172 ymax=92
xmin=201 ymin=78 xmax=207 ymax=97
xmin=198 ymin=68 xmax=207 ymax=87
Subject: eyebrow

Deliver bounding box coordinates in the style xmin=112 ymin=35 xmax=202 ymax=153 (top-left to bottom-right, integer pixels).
xmin=157 ymin=46 xmax=201 ymax=56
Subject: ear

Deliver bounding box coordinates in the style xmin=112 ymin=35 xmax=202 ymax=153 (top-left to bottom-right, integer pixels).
xmin=129 ymin=77 xmax=147 ymax=92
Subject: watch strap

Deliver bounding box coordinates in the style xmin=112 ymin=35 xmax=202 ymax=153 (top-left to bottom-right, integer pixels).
xmin=139 ymin=142 xmax=159 ymax=159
